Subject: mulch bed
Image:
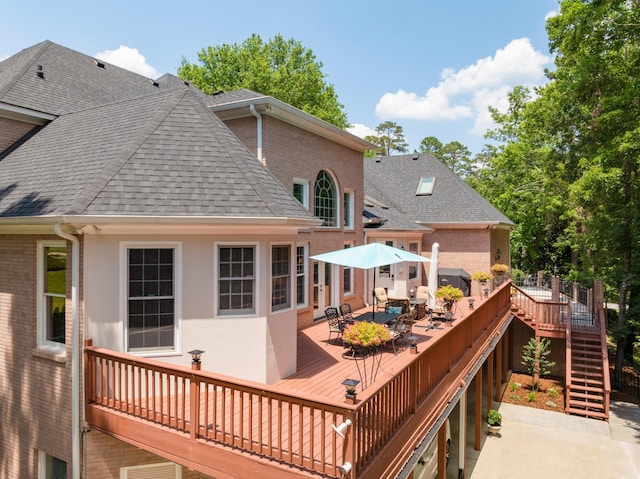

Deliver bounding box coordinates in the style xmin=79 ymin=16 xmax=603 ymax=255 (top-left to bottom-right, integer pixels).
xmin=500 ymin=372 xmax=565 ymax=412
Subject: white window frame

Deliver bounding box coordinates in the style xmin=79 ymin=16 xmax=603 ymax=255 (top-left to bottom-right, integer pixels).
xmin=38 ymin=450 xmax=67 ymax=479
xmin=37 ymin=240 xmax=67 ymax=353
xmin=120 ymin=242 xmax=182 ymax=356
xmin=343 ymin=189 xmax=355 ymax=230
xmin=271 ymin=242 xmax=293 ymax=313
xmin=293 ymin=178 xmax=309 ymax=209
xmin=214 ymin=242 xmax=258 ymax=317
xmin=120 ymin=462 xmax=182 ymax=479
xmin=409 ymin=241 xmax=420 ymax=280
xmin=343 ymin=242 xmax=355 ymax=296
xmin=416 ymin=177 xmax=436 ymax=195
xmin=296 ymin=244 xmax=308 ymax=308
xmin=314 ymin=170 xmax=339 ymax=228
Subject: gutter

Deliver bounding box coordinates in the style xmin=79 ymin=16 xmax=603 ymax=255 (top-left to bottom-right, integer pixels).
xmin=249 ymin=104 xmax=264 ymax=165
xmin=53 ymin=224 xmax=81 ymax=479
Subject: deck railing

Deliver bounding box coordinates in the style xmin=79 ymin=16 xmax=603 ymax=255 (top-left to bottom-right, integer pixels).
xmin=510 ymin=284 xmax=569 ymax=335
xmin=85 ymin=285 xmax=512 ymax=479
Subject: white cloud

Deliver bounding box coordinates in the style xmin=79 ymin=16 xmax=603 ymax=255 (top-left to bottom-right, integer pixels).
xmin=374 ymin=38 xmax=550 ymax=135
xmin=94 ymin=46 xmax=159 ymax=78
xmin=545 ymin=10 xmax=559 ymax=21
xmin=347 ymin=123 xmax=377 ymax=139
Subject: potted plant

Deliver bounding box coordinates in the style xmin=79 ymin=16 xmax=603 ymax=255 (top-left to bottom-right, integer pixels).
xmin=342 ymin=322 xmax=390 ymax=388
xmin=487 ymin=408 xmax=502 ymax=434
xmin=490 ymin=263 xmax=509 ymax=286
xmin=435 ymin=284 xmax=464 ymax=312
xmin=471 ymin=271 xmax=492 ymax=297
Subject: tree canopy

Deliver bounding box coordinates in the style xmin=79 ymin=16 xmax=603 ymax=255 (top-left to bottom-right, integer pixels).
xmin=472 ymin=0 xmax=640 ymax=372
xmin=178 ymin=34 xmax=349 ymax=128
xmin=364 ymin=121 xmax=409 ymax=157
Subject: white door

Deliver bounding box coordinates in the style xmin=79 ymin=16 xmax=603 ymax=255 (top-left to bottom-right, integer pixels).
xmin=376 ymin=240 xmax=395 ymax=292
xmin=313 ymin=261 xmax=333 ymax=319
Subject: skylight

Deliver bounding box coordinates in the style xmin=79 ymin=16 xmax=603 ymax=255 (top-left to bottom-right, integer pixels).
xmin=416 ymin=177 xmax=436 ymax=195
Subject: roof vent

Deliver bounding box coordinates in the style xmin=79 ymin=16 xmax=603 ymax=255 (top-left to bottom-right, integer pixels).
xmin=413 ymin=155 xmax=419 ymax=160
xmin=150 ymin=79 xmax=160 ymax=87
xmin=36 ymin=65 xmax=44 ymax=79
xmin=183 ymin=80 xmax=190 ymax=86
xmin=94 ymin=59 xmax=106 ymax=68
xmin=211 ymin=90 xmax=224 ymax=96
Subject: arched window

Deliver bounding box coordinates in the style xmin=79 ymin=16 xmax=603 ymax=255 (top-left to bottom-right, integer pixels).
xmin=314 ymin=170 xmax=337 ymax=227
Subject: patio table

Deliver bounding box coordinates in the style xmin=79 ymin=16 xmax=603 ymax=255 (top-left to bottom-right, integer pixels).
xmin=354 ymin=311 xmax=399 ymax=325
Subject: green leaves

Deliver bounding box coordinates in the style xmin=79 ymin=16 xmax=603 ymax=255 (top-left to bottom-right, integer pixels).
xmin=178 ymin=34 xmax=348 ymax=128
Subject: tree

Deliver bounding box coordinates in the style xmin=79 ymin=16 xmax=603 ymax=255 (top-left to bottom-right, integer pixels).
xmin=419 ymin=136 xmax=475 ymax=178
xmin=178 ymin=34 xmax=349 ymax=128
xmin=419 ymin=136 xmax=443 ymax=155
xmin=364 ymin=121 xmax=409 ymax=157
xmin=521 ymin=337 xmax=556 ymax=391
xmin=474 ymin=0 xmax=640 ymax=374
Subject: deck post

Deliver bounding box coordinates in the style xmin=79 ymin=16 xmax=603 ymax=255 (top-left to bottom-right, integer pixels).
xmin=190 ymin=374 xmax=200 ymax=440
xmin=487 ymin=351 xmax=494 ymax=412
xmin=495 ymin=339 xmax=502 ymax=403
xmin=474 ymin=367 xmax=482 ymax=451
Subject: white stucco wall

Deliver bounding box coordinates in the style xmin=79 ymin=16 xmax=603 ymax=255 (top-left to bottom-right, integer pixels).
xmin=83 ymin=233 xmax=297 ymax=384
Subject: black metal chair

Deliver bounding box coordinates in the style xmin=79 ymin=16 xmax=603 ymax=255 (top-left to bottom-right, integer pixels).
xmin=388 ymin=313 xmax=410 ymax=354
xmin=325 ymin=307 xmax=344 ymax=344
xmin=339 ymin=303 xmax=356 ymax=324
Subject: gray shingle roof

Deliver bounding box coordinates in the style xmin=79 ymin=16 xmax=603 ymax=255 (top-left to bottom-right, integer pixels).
xmin=0 ymin=40 xmax=174 ymax=116
xmin=205 ymin=88 xmax=267 ymax=107
xmin=364 ymin=153 xmax=513 ymax=227
xmin=0 ymin=43 xmax=314 ymax=222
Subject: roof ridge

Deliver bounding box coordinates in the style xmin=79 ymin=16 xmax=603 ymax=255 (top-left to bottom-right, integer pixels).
xmin=67 ymin=88 xmax=188 ymax=214
xmin=0 ymin=40 xmax=51 ymax=100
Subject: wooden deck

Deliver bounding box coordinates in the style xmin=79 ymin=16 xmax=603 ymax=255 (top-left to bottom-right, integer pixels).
xmin=85 ymin=287 xmax=512 ymax=479
xmin=276 ymin=299 xmax=481 ymax=401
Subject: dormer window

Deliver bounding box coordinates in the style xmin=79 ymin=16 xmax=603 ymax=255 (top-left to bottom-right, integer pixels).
xmin=416 ymin=177 xmax=436 ymax=196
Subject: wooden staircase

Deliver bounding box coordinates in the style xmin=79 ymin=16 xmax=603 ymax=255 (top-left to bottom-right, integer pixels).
xmin=566 ymin=332 xmax=608 ymax=420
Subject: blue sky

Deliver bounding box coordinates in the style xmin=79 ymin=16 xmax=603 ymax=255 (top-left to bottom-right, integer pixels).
xmin=1 ymin=1 xmax=559 ymax=155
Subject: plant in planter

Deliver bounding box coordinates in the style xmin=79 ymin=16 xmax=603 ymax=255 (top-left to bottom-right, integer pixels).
xmin=342 ymin=321 xmax=390 ymax=388
xmin=490 ymin=263 xmax=509 ymax=286
xmin=435 ymin=284 xmax=464 ymax=312
xmin=471 ymin=271 xmax=492 ymax=297
xmin=487 ymin=408 xmax=502 ymax=434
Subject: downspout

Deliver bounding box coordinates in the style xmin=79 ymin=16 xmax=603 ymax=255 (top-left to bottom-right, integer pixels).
xmin=54 ymin=224 xmax=80 ymax=479
xmin=249 ymin=104 xmax=264 ymax=165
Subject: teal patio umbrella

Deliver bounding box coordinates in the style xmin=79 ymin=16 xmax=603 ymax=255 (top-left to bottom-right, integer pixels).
xmin=310 ymin=243 xmax=435 ymax=315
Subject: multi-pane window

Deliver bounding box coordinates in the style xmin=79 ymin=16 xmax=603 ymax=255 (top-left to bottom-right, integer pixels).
xmin=38 ymin=451 xmax=67 ymax=479
xmin=409 ymin=242 xmax=420 ymax=280
xmin=314 ymin=170 xmax=337 ymax=227
xmin=38 ymin=241 xmax=67 ymax=350
xmin=296 ymin=245 xmax=307 ymax=306
xmin=343 ymin=190 xmax=354 ymax=229
xmin=293 ymin=179 xmax=309 ymax=208
xmin=219 ymin=246 xmax=255 ymax=315
xmin=127 ymin=248 xmax=175 ymax=352
xmin=343 ymin=244 xmax=354 ymax=294
xmin=272 ymin=245 xmax=291 ymax=311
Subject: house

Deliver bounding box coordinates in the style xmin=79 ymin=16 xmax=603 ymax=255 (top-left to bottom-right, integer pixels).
xmin=0 ymin=40 xmax=373 ymax=478
xmin=363 ymin=153 xmax=514 ymax=299
xmin=2 ymin=40 xmax=606 ymax=479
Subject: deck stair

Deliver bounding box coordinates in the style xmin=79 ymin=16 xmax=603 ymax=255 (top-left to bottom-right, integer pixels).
xmin=566 ymin=332 xmax=608 ymax=420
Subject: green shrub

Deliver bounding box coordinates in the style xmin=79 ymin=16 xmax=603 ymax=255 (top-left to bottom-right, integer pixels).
xmin=487 ymin=409 xmax=502 ymax=426
xmin=526 ymin=391 xmax=537 ymax=402
xmin=510 ymin=382 xmax=521 ymax=392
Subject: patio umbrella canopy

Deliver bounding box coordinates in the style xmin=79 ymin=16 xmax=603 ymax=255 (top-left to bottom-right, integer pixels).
xmin=310 ymin=243 xmax=434 ymax=314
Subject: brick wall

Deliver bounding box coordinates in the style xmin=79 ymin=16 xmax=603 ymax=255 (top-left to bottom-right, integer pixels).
xmin=0 ymin=234 xmax=84 ymax=478
xmin=0 ymin=118 xmax=37 ymax=153
xmin=221 ymin=115 xmax=366 ymax=329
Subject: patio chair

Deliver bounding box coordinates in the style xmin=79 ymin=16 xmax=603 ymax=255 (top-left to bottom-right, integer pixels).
xmin=388 ymin=313 xmax=410 ymax=355
xmin=339 ymin=303 xmax=356 ymax=324
xmin=325 ymin=307 xmax=344 ymax=344
xmin=416 ymin=285 xmax=430 ymax=301
xmin=374 ymin=287 xmax=388 ymax=311
xmin=386 ymin=298 xmax=410 ymax=314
